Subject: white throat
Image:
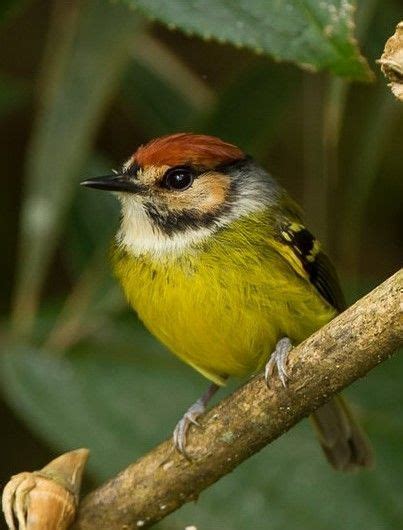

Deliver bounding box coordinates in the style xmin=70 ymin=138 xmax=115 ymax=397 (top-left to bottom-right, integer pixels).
xmin=116 ymin=198 xmax=215 ymax=257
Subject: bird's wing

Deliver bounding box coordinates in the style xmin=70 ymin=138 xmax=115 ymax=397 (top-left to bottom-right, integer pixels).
xmin=274 ymin=220 xmax=346 ymax=312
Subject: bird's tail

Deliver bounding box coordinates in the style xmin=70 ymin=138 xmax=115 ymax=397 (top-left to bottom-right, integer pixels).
xmin=311 ymin=395 xmax=374 ymax=471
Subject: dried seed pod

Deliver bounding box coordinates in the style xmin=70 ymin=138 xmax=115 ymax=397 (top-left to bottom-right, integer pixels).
xmin=2 ymin=448 xmax=89 ymax=530
xmin=378 ymin=22 xmax=403 ymax=101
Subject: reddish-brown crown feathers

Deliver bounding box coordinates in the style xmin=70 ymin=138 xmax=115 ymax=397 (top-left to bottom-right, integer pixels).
xmin=133 ymin=133 xmax=245 ymax=169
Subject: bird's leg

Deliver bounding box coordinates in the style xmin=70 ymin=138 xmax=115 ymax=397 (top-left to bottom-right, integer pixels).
xmin=173 ymin=382 xmax=221 ymax=456
xmin=265 ymin=337 xmax=293 ymax=388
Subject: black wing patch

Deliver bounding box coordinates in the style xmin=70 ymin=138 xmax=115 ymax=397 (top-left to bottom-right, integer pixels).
xmin=279 ymin=222 xmax=346 ymax=312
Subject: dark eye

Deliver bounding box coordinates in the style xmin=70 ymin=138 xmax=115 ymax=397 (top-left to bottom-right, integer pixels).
xmin=163 ymin=166 xmax=194 ymax=190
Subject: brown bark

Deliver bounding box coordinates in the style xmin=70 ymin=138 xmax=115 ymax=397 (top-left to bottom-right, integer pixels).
xmin=73 ymin=269 xmax=402 ymax=530
xmin=378 ymin=21 xmax=403 ymax=101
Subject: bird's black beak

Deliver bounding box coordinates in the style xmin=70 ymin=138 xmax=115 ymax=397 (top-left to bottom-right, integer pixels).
xmin=80 ymin=173 xmax=142 ymax=193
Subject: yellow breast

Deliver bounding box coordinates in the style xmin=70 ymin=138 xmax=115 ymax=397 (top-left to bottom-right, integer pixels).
xmin=113 ymin=211 xmax=336 ymax=385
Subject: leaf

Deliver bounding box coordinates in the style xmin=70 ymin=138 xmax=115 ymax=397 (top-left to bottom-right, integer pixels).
xmin=12 ymin=0 xmax=141 ymax=334
xmin=1 ymin=338 xmax=403 ymax=529
xmin=124 ymin=0 xmax=373 ymax=81
xmin=0 ymin=338 xmax=207 ymax=482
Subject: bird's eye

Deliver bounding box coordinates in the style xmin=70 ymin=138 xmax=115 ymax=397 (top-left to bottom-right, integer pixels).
xmin=163 ymin=166 xmax=194 ymax=191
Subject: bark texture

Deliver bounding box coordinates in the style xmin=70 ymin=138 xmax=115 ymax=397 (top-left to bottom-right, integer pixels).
xmin=73 ymin=269 xmax=403 ymax=530
xmin=378 ymin=21 xmax=403 ymax=101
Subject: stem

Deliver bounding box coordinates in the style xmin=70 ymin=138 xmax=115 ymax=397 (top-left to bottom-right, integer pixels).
xmin=322 ymin=77 xmax=348 ymax=251
xmin=339 ymin=91 xmax=397 ymax=282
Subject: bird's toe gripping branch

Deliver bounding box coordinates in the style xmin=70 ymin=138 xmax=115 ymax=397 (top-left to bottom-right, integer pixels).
xmin=173 ymin=382 xmax=221 ymax=457
xmin=173 ymin=400 xmax=206 ymax=456
xmin=265 ymin=337 xmax=293 ymax=388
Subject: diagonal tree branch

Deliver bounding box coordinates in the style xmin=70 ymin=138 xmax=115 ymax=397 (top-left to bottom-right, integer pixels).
xmin=73 ymin=269 xmax=402 ymax=530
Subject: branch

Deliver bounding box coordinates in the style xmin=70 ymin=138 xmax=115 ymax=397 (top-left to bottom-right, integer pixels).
xmin=378 ymin=21 xmax=403 ymax=102
xmin=73 ymin=270 xmax=402 ymax=530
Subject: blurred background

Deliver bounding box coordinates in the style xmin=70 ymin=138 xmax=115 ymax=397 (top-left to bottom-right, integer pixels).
xmin=0 ymin=0 xmax=402 ymax=529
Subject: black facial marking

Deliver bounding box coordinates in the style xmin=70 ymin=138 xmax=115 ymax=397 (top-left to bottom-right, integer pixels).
xmin=144 ymin=201 xmax=229 ymax=236
xmin=143 ymin=156 xmax=248 ymax=235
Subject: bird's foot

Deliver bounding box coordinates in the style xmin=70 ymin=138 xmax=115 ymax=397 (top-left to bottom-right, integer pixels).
xmin=172 ymin=382 xmax=221 ymax=457
xmin=173 ymin=399 xmax=206 ymax=457
xmin=265 ymin=337 xmax=293 ymax=388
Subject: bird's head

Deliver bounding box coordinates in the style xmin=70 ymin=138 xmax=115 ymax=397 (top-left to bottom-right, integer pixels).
xmin=82 ymin=133 xmax=277 ymax=255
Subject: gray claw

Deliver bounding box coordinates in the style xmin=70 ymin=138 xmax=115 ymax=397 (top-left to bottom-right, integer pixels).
xmin=265 ymin=337 xmax=293 ymax=388
xmin=173 ymin=399 xmax=206 ymax=456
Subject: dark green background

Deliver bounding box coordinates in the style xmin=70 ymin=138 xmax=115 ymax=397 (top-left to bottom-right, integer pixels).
xmin=0 ymin=1 xmax=402 ymax=529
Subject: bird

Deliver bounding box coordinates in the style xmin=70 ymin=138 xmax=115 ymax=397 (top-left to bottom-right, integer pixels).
xmin=81 ymin=132 xmax=373 ymax=471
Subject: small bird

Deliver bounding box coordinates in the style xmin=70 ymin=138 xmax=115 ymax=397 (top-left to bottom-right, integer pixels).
xmin=82 ymin=133 xmax=373 ymax=470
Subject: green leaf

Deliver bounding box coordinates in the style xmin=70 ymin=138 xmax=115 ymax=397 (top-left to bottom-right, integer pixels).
xmin=124 ymin=0 xmax=373 ymax=81
xmin=1 ymin=339 xmax=402 ymax=529
xmin=0 ymin=338 xmax=206 ymax=481
xmin=12 ymin=0 xmax=141 ymax=335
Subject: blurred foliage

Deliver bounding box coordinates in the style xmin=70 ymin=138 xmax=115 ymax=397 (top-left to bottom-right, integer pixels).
xmin=0 ymin=75 xmax=29 ymax=117
xmin=12 ymin=0 xmax=142 ymax=337
xmin=0 ymin=0 xmax=402 ymax=529
xmin=0 ymin=0 xmax=26 ymax=24
xmin=126 ymin=0 xmax=373 ymax=80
